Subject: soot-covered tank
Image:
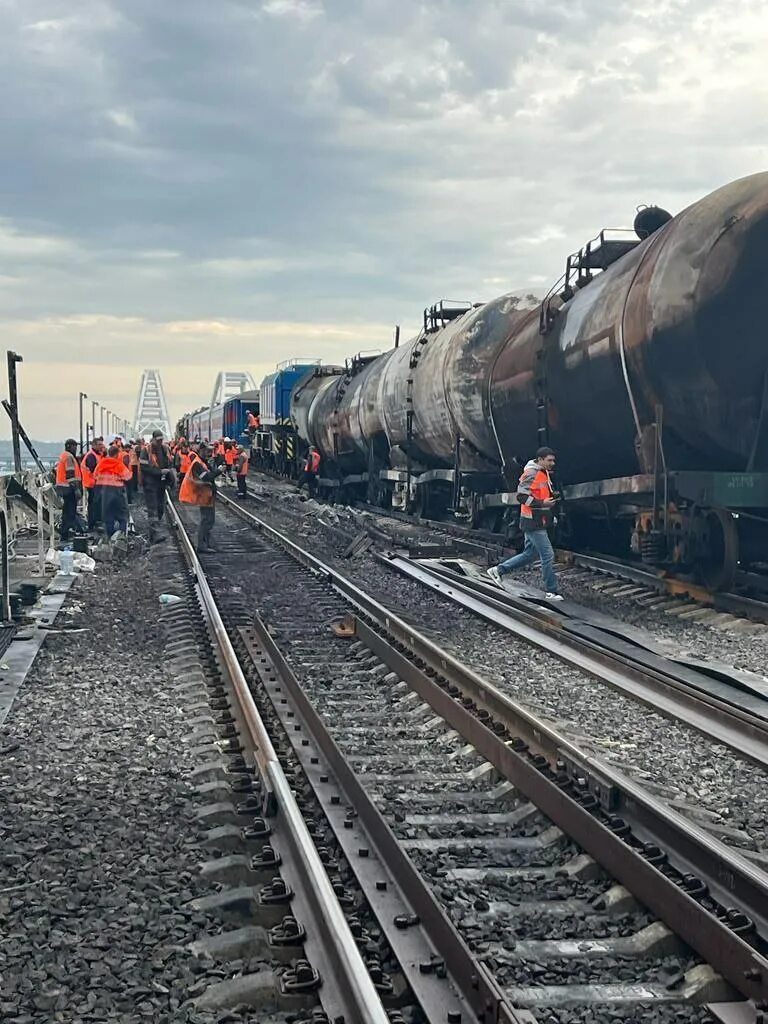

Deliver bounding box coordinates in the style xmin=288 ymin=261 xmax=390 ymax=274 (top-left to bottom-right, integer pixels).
xmin=287 ymin=172 xmax=768 ymax=583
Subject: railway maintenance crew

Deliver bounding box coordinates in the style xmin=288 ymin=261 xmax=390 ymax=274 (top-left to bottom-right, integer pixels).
xmin=297 ymin=445 xmax=321 ymax=499
xmin=179 ymin=442 xmax=222 ymax=552
xmin=56 ymin=439 xmax=85 ymax=540
xmin=81 ymin=438 xmax=105 ymax=532
xmin=95 ymin=444 xmax=132 ymax=536
xmin=235 ymin=444 xmax=249 ymax=497
xmin=140 ymin=430 xmax=175 ymax=531
xmin=487 ymin=447 xmax=562 ymax=600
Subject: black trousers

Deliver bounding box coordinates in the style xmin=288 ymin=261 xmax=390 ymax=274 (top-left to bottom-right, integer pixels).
xmin=143 ymin=483 xmax=166 ymax=521
xmin=86 ymin=486 xmax=102 ymax=530
xmin=236 ymin=474 xmax=247 ymax=496
xmin=102 ymin=488 xmax=128 ymax=535
xmin=297 ymin=471 xmax=318 ymax=498
xmin=198 ymin=505 xmax=215 ymax=549
xmin=60 ymin=489 xmax=80 ymax=540
xmin=126 ymin=469 xmax=138 ymax=505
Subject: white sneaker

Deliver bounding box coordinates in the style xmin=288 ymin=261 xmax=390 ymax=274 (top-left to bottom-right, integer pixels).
xmin=486 ymin=566 xmax=503 ymax=587
xmin=545 ymin=592 xmax=564 ymax=601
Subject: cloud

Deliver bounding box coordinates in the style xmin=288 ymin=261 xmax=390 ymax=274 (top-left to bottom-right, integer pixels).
xmin=0 ymin=0 xmax=767 ymax=436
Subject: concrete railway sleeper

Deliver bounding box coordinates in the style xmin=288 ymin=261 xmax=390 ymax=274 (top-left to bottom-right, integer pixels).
xmin=170 ymin=494 xmax=768 ymax=1023
xmin=167 ymin=498 xmax=395 ymax=1023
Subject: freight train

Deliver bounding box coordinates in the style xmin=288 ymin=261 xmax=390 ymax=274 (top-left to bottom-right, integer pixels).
xmin=183 ymin=173 xmax=768 ymax=588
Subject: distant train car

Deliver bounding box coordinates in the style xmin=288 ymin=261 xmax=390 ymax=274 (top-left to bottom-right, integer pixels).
xmin=179 ymin=392 xmax=260 ymax=446
xmin=224 ymin=389 xmax=260 ymax=446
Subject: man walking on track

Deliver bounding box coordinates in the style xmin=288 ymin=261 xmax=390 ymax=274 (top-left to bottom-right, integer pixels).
xmin=139 ymin=430 xmax=174 ymax=534
xmin=179 ymin=442 xmax=222 ymax=552
xmin=94 ymin=444 xmax=132 ymax=536
xmin=235 ymin=445 xmax=249 ymax=497
xmin=487 ymin=447 xmax=562 ymax=600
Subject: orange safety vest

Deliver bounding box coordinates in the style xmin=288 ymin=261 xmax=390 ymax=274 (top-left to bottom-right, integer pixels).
xmin=178 ymin=451 xmax=192 ymax=474
xmin=128 ymin=447 xmax=140 ymax=467
xmin=246 ymin=412 xmax=259 ymax=429
xmin=305 ymin=451 xmax=320 ymax=474
xmin=179 ymin=454 xmax=215 ymax=507
xmin=94 ymin=456 xmax=132 ymax=488
xmin=56 ymin=451 xmax=82 ymax=486
xmin=80 ymin=449 xmax=101 ymax=489
xmin=518 ymin=466 xmax=553 ymax=521
xmin=224 ymin=447 xmax=236 ymax=466
xmin=236 ymin=452 xmax=249 ymax=475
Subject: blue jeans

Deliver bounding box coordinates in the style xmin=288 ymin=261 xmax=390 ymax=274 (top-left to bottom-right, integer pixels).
xmin=498 ymin=529 xmax=558 ymax=593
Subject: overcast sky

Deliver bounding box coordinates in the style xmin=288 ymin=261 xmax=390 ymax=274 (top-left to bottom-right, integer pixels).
xmin=1 ymin=0 xmax=766 ymax=440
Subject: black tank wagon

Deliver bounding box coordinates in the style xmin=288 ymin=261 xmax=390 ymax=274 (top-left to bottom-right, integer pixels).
xmin=290 ymin=173 xmax=768 ymax=588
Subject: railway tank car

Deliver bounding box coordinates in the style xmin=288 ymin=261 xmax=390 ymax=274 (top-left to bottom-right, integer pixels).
xmin=292 ymin=172 xmax=768 ymax=587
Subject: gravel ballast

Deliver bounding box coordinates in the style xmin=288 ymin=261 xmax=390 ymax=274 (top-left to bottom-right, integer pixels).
xmin=233 ymin=480 xmax=768 ymax=858
xmin=0 ymin=541 xmax=246 ymax=1024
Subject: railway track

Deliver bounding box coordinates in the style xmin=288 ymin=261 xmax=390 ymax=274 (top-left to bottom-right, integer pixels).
xmin=167 ymin=492 xmax=768 ymax=1023
xmin=349 ymin=500 xmax=768 ymax=628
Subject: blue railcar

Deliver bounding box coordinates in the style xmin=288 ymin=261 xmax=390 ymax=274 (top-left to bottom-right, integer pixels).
xmin=223 ymin=389 xmax=260 ymax=445
xmin=260 ymin=360 xmax=320 ymax=426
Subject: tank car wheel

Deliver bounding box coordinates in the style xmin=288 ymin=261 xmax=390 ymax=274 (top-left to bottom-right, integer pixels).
xmin=693 ymin=507 xmax=739 ymax=591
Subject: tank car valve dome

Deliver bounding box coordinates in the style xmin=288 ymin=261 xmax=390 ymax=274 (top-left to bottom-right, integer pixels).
xmin=634 ymin=204 xmax=673 ymax=239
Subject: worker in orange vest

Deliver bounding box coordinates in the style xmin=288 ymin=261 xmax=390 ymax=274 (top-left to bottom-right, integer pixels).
xmin=95 ymin=444 xmax=132 ymax=536
xmin=297 ymin=445 xmax=320 ymax=499
xmin=223 ymin=440 xmax=237 ymax=483
xmin=487 ymin=446 xmax=562 ymax=600
xmin=179 ymin=442 xmax=222 ymax=551
xmin=235 ymin=445 xmax=249 ymax=497
xmin=55 ymin=439 xmax=85 ymax=539
xmin=81 ymin=438 xmax=105 ymax=532
xmin=175 ymin=439 xmax=192 ymax=471
xmin=246 ymin=410 xmax=260 ymax=439
xmin=139 ymin=430 xmax=174 ymax=529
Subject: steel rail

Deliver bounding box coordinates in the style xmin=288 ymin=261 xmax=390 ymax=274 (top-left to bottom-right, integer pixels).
xmin=355 ymin=499 xmax=768 ymax=623
xmin=237 ymin=620 xmax=534 ymax=1024
xmin=383 ymin=554 xmax=768 ymax=765
xmin=166 ymin=498 xmax=392 ymax=1024
xmin=217 ymin=492 xmax=768 ymax=1005
xmin=563 ymin=551 xmax=768 ymax=624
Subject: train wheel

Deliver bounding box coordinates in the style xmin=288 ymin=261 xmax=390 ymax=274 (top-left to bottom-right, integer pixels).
xmin=693 ymin=507 xmax=739 ymax=591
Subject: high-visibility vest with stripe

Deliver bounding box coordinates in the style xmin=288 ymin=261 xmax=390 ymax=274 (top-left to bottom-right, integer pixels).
xmin=94 ymin=457 xmax=131 ymax=488
xmin=519 ymin=466 xmax=553 ymax=521
xmin=179 ymin=455 xmax=214 ymax=507
xmin=81 ymin=449 xmax=101 ymax=489
xmin=236 ymin=453 xmax=249 ymax=475
xmin=56 ymin=451 xmax=82 ymax=486
xmin=304 ymin=451 xmax=320 ymax=474
xmin=178 ymin=451 xmax=192 ymax=475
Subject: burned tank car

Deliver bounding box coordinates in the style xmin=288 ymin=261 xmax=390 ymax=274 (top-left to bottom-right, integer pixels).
xmin=490 ymin=171 xmax=768 ymax=484
xmin=294 ymin=352 xmax=396 ymax=477
xmin=290 ymin=172 xmax=768 ymax=585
